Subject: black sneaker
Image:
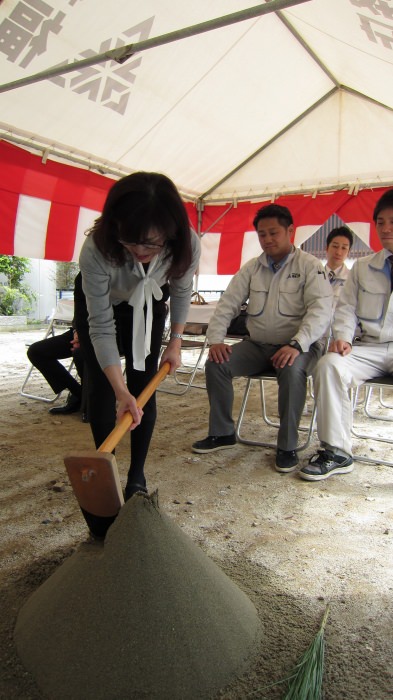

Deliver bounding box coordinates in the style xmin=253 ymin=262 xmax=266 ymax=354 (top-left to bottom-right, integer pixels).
xmin=299 ymin=450 xmax=354 ymax=481
xmin=192 ymin=434 xmax=236 ymax=454
xmin=275 ymin=449 xmax=299 ymax=473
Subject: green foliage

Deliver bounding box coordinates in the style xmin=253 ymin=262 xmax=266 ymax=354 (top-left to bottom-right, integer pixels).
xmin=0 ymin=255 xmax=36 ymax=316
xmin=0 ymin=255 xmax=31 ymax=287
xmin=249 ymin=605 xmax=330 ymax=700
xmin=283 ymin=605 xmax=329 ymax=699
xmin=56 ymin=262 xmax=79 ymax=291
xmin=0 ymin=287 xmax=34 ymax=316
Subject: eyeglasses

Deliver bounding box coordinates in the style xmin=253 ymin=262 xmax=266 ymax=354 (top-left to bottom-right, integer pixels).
xmin=119 ymin=240 xmax=165 ymax=251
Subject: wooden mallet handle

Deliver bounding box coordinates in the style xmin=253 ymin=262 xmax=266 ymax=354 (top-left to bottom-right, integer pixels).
xmin=98 ymin=362 xmax=170 ymax=454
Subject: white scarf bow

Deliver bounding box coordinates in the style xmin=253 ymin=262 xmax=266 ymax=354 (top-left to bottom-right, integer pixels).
xmin=127 ymin=258 xmax=163 ymax=371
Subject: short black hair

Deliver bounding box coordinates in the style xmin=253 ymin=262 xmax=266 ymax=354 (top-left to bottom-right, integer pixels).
xmin=253 ymin=203 xmax=293 ymax=230
xmin=326 ymin=226 xmax=353 ymax=249
xmin=373 ymin=189 xmax=393 ymax=222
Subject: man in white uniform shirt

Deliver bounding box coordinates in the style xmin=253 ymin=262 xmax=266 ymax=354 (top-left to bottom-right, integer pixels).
xmin=300 ymin=189 xmax=393 ymax=481
xmin=325 ymin=226 xmax=353 ymax=311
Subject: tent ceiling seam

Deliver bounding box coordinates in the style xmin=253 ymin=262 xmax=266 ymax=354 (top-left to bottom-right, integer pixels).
xmin=276 ymin=10 xmax=339 ymax=87
xmin=0 ymin=0 xmax=310 ymax=95
xmin=340 ymin=85 xmax=393 ymax=115
xmin=199 ymin=83 xmax=393 ymax=202
xmin=200 ymin=178 xmax=393 ymax=204
xmin=199 ymin=86 xmax=338 ymax=200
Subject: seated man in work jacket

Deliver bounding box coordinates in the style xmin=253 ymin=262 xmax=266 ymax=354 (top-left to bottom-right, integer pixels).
xmin=324 ymin=225 xmax=353 ymax=313
xmin=299 ymin=188 xmax=393 ymax=481
xmin=192 ymin=203 xmax=333 ymax=473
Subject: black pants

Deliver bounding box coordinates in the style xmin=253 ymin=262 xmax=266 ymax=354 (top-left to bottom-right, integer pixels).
xmin=27 ymin=327 xmax=84 ymax=398
xmin=77 ymin=301 xmax=167 ymax=489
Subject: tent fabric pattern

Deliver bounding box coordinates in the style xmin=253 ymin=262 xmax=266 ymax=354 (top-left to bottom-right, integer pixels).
xmin=0 ymin=140 xmax=387 ymax=274
xmin=1 ymin=0 xmax=393 ymax=203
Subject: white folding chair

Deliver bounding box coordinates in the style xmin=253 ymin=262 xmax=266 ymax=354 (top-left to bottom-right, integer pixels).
xmin=20 ymin=299 xmax=76 ymax=402
xmin=351 ymin=375 xmax=393 ymax=467
xmin=158 ymin=300 xmax=249 ymax=396
xmin=157 ymin=301 xmax=216 ymax=395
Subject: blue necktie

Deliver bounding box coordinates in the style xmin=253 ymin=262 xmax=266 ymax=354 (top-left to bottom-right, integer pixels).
xmin=389 ymin=255 xmax=393 ymax=293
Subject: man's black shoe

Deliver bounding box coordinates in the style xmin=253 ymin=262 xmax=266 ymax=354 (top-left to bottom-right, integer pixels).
xmin=192 ymin=433 xmax=236 ymax=454
xmin=275 ymin=449 xmax=299 ymax=473
xmin=49 ymin=392 xmax=81 ymax=415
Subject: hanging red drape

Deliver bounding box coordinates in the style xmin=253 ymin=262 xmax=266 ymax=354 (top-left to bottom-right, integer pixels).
xmin=0 ymin=140 xmax=387 ymax=271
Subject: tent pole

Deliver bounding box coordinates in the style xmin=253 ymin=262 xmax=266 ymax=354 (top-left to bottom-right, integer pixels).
xmin=194 ymin=200 xmax=205 ymax=292
xmin=199 ymin=87 xmax=337 ymax=200
xmin=200 ymin=204 xmax=234 ymax=237
xmin=0 ymin=0 xmax=310 ymax=94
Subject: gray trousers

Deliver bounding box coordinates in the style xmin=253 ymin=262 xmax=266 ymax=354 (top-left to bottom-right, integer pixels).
xmin=205 ymin=338 xmax=322 ymax=451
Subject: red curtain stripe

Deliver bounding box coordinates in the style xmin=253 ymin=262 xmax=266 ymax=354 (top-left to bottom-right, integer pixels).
xmin=0 ymin=140 xmax=387 ymax=266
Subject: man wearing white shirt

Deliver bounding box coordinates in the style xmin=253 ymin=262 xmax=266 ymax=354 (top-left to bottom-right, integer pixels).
xmin=325 ymin=226 xmax=353 ymax=310
xmin=299 ymin=190 xmax=393 ymax=481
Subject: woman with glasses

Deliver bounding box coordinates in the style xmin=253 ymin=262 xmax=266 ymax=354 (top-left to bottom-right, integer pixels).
xmin=77 ymin=172 xmax=200 ymax=510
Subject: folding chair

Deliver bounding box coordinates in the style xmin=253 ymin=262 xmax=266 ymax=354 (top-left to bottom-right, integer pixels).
xmin=157 ymin=301 xmax=216 ymax=395
xmin=158 ymin=300 xmax=249 ymax=395
xmin=20 ymin=299 xmax=76 ymax=403
xmin=235 ymin=372 xmax=317 ymax=452
xmin=359 ymin=376 xmax=393 ymax=420
xmin=351 ymin=375 xmax=393 ymax=467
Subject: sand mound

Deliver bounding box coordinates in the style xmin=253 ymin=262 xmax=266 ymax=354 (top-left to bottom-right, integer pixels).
xmin=15 ymin=492 xmax=262 ymax=699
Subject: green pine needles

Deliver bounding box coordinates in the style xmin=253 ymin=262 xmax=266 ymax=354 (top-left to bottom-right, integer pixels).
xmin=249 ymin=604 xmax=330 ymax=700
xmin=283 ymin=605 xmax=330 ymax=700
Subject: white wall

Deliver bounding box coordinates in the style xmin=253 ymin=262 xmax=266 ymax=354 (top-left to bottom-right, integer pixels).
xmin=196 ymin=274 xmax=232 ymax=300
xmin=25 ymin=259 xmax=57 ymax=321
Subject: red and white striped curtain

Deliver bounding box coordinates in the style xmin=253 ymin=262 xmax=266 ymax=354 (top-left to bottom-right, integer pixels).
xmin=0 ymin=140 xmax=387 ymax=273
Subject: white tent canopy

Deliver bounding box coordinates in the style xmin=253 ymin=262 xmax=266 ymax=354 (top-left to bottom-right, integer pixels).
xmin=1 ymin=0 xmax=393 ymax=204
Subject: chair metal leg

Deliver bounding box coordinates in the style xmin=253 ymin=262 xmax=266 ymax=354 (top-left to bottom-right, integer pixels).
xmin=354 ymin=454 xmax=393 ymax=467
xmin=235 ymin=376 xmax=317 ymax=452
xmin=351 ymin=386 xmax=393 ymax=438
xmin=363 ymin=386 xmax=393 ymax=421
xmin=20 ymin=359 xmax=75 ymax=402
xmin=351 ymin=424 xmax=393 ymax=442
xmin=378 ymin=387 xmax=393 ymax=410
xmin=20 ymin=364 xmax=62 ymax=402
xmin=157 ymin=338 xmax=208 ymax=395
xmin=350 ymin=378 xmax=393 ymax=467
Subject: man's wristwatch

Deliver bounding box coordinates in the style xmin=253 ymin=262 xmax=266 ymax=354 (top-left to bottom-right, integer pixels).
xmin=288 ymin=340 xmax=303 ymax=353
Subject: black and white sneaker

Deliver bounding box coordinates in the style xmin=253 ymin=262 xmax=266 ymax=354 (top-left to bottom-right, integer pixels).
xmin=192 ymin=434 xmax=236 ymax=454
xmin=299 ymin=450 xmax=353 ymax=481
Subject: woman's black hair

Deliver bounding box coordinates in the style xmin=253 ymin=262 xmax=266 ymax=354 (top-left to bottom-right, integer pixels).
xmin=90 ymin=172 xmax=192 ymax=278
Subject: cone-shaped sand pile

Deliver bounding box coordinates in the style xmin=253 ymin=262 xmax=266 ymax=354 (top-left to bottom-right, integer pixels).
xmin=15 ymin=493 xmax=262 ymax=699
